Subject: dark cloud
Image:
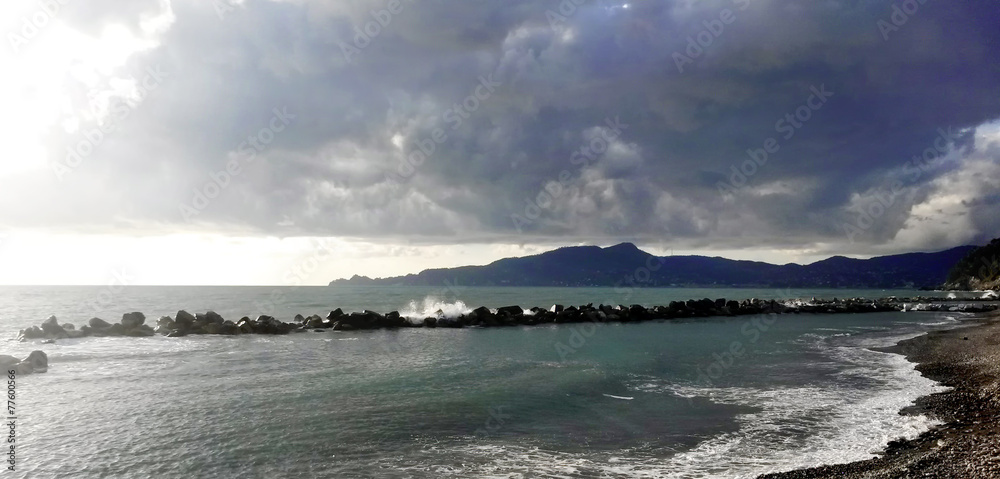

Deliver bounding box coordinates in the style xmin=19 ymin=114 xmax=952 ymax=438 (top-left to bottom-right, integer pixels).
xmin=5 ymin=0 xmax=1000 ymax=254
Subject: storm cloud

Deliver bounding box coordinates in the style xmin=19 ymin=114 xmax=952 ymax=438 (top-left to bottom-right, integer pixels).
xmin=4 ymin=0 xmax=1000 ymax=256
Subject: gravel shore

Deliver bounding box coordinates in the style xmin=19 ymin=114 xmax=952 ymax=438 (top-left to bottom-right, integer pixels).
xmin=760 ymin=312 xmax=1000 ymax=478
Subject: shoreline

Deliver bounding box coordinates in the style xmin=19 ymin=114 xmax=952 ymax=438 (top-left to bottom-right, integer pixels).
xmin=760 ymin=311 xmax=1000 ymax=478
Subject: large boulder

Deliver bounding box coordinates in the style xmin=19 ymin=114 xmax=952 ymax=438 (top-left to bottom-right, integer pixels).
xmin=89 ymin=317 xmax=112 ymax=329
xmin=175 ymin=310 xmax=196 ymax=329
xmin=496 ymin=305 xmax=523 ymax=317
xmin=107 ymin=324 xmax=126 ymax=336
xmin=236 ymin=317 xmax=254 ymax=334
xmin=157 ymin=316 xmax=176 ymax=329
xmin=203 ymin=323 xmax=223 ymax=335
xmin=1 ymin=351 xmax=48 ymax=374
xmin=125 ymin=325 xmax=155 ymax=337
xmin=17 ymin=326 xmax=45 ymax=341
xmin=341 ymin=311 xmax=385 ymax=330
xmin=40 ymin=316 xmax=67 ymax=337
xmin=154 ymin=324 xmax=173 ymax=335
xmin=121 ymin=312 xmax=146 ymax=329
xmin=305 ymin=315 xmax=325 ymax=328
xmin=253 ymin=315 xmax=291 ymax=334
xmin=326 ymin=308 xmax=345 ymax=320
xmin=220 ymin=320 xmax=238 ymax=335
xmin=0 ymin=356 xmax=20 ymax=370
xmin=385 ymin=311 xmax=406 ymax=328
xmin=204 ymin=311 xmax=225 ymax=325
xmin=472 ymin=306 xmax=494 ymax=321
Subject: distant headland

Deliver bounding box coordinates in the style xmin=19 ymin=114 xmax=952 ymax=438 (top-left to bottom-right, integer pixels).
xmin=330 ymin=242 xmax=978 ymax=289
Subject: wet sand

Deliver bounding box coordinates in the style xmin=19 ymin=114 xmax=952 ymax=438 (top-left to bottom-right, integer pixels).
xmin=761 ymin=312 xmax=1000 ymax=478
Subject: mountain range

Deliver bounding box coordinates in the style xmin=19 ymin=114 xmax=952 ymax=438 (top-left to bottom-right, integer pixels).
xmin=330 ymin=243 xmax=978 ymax=289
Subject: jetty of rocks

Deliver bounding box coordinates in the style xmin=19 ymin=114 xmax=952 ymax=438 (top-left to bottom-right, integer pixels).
xmin=16 ymin=297 xmax=999 ymax=342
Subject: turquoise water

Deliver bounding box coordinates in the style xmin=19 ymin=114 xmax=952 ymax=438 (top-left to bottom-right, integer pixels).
xmin=0 ymin=287 xmax=979 ymax=477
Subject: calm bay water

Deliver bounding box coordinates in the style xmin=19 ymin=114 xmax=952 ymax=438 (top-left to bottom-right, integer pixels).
xmin=0 ymin=286 xmax=982 ymax=478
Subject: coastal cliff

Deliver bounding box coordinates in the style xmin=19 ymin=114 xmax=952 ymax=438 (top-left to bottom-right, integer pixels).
xmin=943 ymin=237 xmax=1000 ymax=291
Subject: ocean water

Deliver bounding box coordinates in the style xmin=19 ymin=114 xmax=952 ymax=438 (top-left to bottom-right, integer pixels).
xmin=0 ymin=286 xmax=982 ymax=478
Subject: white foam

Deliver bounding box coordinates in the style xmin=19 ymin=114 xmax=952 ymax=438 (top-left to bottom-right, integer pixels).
xmin=603 ymin=394 xmax=634 ymax=400
xmin=399 ymin=296 xmax=473 ymax=320
xmin=430 ymin=335 xmax=947 ymax=478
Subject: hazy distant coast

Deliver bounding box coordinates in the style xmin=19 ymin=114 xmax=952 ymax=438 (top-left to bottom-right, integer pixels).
xmin=330 ymin=243 xmax=976 ymax=289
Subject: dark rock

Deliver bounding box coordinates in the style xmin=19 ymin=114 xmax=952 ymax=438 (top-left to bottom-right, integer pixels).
xmin=550 ymin=304 xmax=564 ymax=313
xmin=294 ymin=314 xmax=306 ymax=323
xmin=40 ymin=316 xmax=67 ymax=337
xmin=154 ymin=324 xmax=173 ymax=335
xmin=108 ymin=324 xmax=126 ymax=336
xmin=204 ymin=323 xmax=223 ymax=335
xmin=62 ymin=323 xmax=75 ymax=330
xmin=423 ymin=317 xmax=437 ymax=328
xmin=22 ymin=351 xmax=47 ymax=373
xmin=497 ymin=305 xmax=523 ymax=317
xmin=385 ymin=311 xmax=405 ymax=328
xmin=0 ymin=351 xmax=48 ymax=375
xmin=205 ymin=311 xmax=225 ymax=325
xmin=89 ymin=317 xmax=112 ymax=329
xmin=236 ymin=317 xmax=254 ymax=334
xmin=305 ymin=316 xmax=325 ymax=328
xmin=125 ymin=325 xmax=155 ymax=337
xmin=65 ymin=329 xmax=85 ymax=339
xmin=175 ymin=310 xmax=196 ymax=328
xmin=472 ymin=306 xmax=494 ymax=321
xmin=121 ymin=312 xmax=146 ymax=328
xmin=157 ymin=316 xmax=176 ymax=330
xmin=327 ymin=308 xmax=344 ymax=320
xmin=220 ymin=320 xmax=238 ymax=335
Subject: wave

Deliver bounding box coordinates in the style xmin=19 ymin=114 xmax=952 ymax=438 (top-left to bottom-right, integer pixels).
xmin=399 ymin=296 xmax=474 ymax=320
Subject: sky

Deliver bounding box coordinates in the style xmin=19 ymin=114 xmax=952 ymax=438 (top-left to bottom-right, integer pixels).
xmin=0 ymin=0 xmax=999 ymax=285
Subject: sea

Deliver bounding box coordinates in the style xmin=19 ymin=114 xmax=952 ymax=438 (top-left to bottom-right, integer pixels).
xmin=0 ymin=285 xmax=992 ymax=478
